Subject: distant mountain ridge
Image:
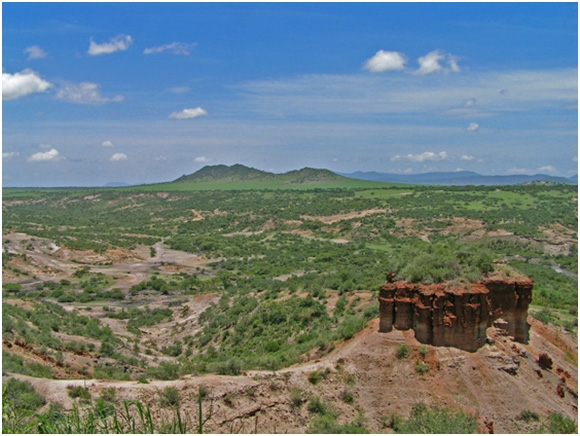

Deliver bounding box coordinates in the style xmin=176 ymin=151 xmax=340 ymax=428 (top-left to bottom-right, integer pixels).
xmin=174 ymin=164 xmax=344 ymax=185
xmin=339 ymin=170 xmax=578 ymax=186
xmin=174 ymin=164 xmax=577 ymax=187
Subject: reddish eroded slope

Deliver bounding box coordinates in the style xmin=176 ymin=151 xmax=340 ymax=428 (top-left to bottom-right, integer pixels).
xmin=8 ymin=316 xmax=577 ymax=434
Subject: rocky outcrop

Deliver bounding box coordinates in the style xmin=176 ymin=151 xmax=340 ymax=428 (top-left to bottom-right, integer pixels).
xmin=379 ymin=276 xmax=533 ymax=351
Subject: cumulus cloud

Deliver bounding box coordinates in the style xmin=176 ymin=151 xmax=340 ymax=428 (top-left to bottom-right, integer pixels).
xmin=391 ymin=151 xmax=448 ymax=162
xmin=110 ymin=153 xmax=127 ymax=161
xmin=460 ymin=155 xmax=475 ymax=161
xmin=467 ymin=122 xmax=479 ymax=132
xmin=2 ymin=69 xmax=52 ymax=100
xmin=88 ymin=34 xmax=132 ymax=56
xmin=56 ymin=82 xmax=123 ymax=104
xmin=364 ymin=50 xmax=406 ymax=73
xmin=464 ymin=98 xmax=476 ymax=107
xmin=416 ymin=50 xmax=460 ymax=75
xmin=169 ymin=107 xmax=208 ymax=119
xmin=3 ymin=152 xmax=20 ymax=160
xmin=24 ymin=45 xmax=47 ymax=60
xmin=144 ymin=42 xmax=197 ymax=55
xmin=28 ymin=148 xmax=60 ymax=162
xmin=101 ymin=140 xmax=114 ymax=147
xmin=194 ymin=156 xmax=210 ymax=163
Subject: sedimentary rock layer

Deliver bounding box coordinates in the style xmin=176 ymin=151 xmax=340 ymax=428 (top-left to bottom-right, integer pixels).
xmin=378 ymin=276 xmax=533 ymax=351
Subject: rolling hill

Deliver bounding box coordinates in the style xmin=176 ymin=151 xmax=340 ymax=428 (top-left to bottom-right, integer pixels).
xmin=161 ymin=164 xmax=383 ymax=190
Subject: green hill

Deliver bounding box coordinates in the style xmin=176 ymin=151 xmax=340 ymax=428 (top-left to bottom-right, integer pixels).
xmin=174 ymin=164 xmax=273 ymax=183
xmin=160 ymin=164 xmax=384 ymax=190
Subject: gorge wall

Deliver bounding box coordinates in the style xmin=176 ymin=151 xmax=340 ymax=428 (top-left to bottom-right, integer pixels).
xmin=378 ymin=275 xmax=533 ymax=351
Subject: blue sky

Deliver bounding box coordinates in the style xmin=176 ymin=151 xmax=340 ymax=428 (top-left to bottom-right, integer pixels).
xmin=2 ymin=2 xmax=578 ymax=187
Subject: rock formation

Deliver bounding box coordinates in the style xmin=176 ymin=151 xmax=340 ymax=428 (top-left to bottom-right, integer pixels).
xmin=379 ymin=275 xmax=533 ymax=351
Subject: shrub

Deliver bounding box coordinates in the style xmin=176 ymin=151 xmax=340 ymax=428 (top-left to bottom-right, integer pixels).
xmin=531 ymin=308 xmax=554 ymax=324
xmin=415 ymin=361 xmax=429 ymax=374
xmin=307 ymin=414 xmax=369 ymax=434
xmin=394 ymin=403 xmax=477 ymax=433
xmin=307 ymin=396 xmax=328 ymax=415
xmin=99 ymin=341 xmax=115 ymax=357
xmin=160 ymin=387 xmax=180 ymax=407
xmin=547 ymin=412 xmax=577 ymax=434
xmin=4 ymin=378 xmax=45 ymax=411
xmin=396 ymin=345 xmax=408 ymax=359
xmin=290 ymin=388 xmax=303 ymax=408
xmin=517 ymin=410 xmax=540 ymax=422
xmin=341 ymin=389 xmax=354 ymax=404
xmin=67 ymin=385 xmax=91 ymax=403
xmin=308 ymin=371 xmax=323 ymax=385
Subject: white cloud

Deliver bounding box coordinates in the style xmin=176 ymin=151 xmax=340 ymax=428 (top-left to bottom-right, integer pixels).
xmin=538 ymin=165 xmax=557 ymax=173
xmin=169 ymin=107 xmax=208 ymax=119
xmin=194 ymin=156 xmax=210 ymax=163
xmin=24 ymin=45 xmax=47 ymax=60
xmin=28 ymin=148 xmax=60 ymax=162
xmin=467 ymin=122 xmax=479 ymax=132
xmin=391 ymin=151 xmax=448 ymax=162
xmin=364 ymin=50 xmax=406 ymax=73
xmin=464 ymin=98 xmax=476 ymax=107
xmin=507 ymin=167 xmax=534 ymax=175
xmin=144 ymin=42 xmax=197 ymax=55
xmin=2 ymin=69 xmax=52 ymax=100
xmin=448 ymin=55 xmax=461 ymax=73
xmin=460 ymin=155 xmax=475 ymax=161
xmin=88 ymin=34 xmax=132 ymax=56
xmin=3 ymin=152 xmax=20 ymax=160
xmin=110 ymin=153 xmax=127 ymax=161
xmin=101 ymin=140 xmax=114 ymax=147
xmin=416 ymin=50 xmax=460 ymax=75
xmin=237 ymin=68 xmax=576 ymax=119
xmin=56 ymin=82 xmax=123 ymax=104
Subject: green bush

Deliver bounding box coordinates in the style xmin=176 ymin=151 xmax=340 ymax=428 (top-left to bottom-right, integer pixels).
xmin=67 ymin=385 xmax=91 ymax=403
xmin=308 ymin=371 xmax=323 ymax=385
xmin=394 ymin=403 xmax=477 ymax=433
xmin=547 ymin=413 xmax=577 ymax=434
xmin=341 ymin=389 xmax=354 ymax=404
xmin=3 ymin=378 xmax=45 ymax=411
xmin=160 ymin=387 xmax=180 ymax=407
xmin=517 ymin=410 xmax=540 ymax=422
xmin=415 ymin=361 xmax=429 ymax=374
xmin=307 ymin=396 xmax=329 ymax=415
xmin=290 ymin=388 xmax=304 ymax=408
xmin=396 ymin=345 xmax=408 ymax=359
xmin=307 ymin=414 xmax=369 ymax=434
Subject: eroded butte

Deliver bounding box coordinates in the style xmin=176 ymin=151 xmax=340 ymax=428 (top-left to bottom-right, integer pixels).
xmin=379 ymin=274 xmax=533 ymax=351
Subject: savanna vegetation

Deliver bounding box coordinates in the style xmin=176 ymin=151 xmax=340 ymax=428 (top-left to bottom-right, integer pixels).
xmin=2 ymin=175 xmax=577 ymax=433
